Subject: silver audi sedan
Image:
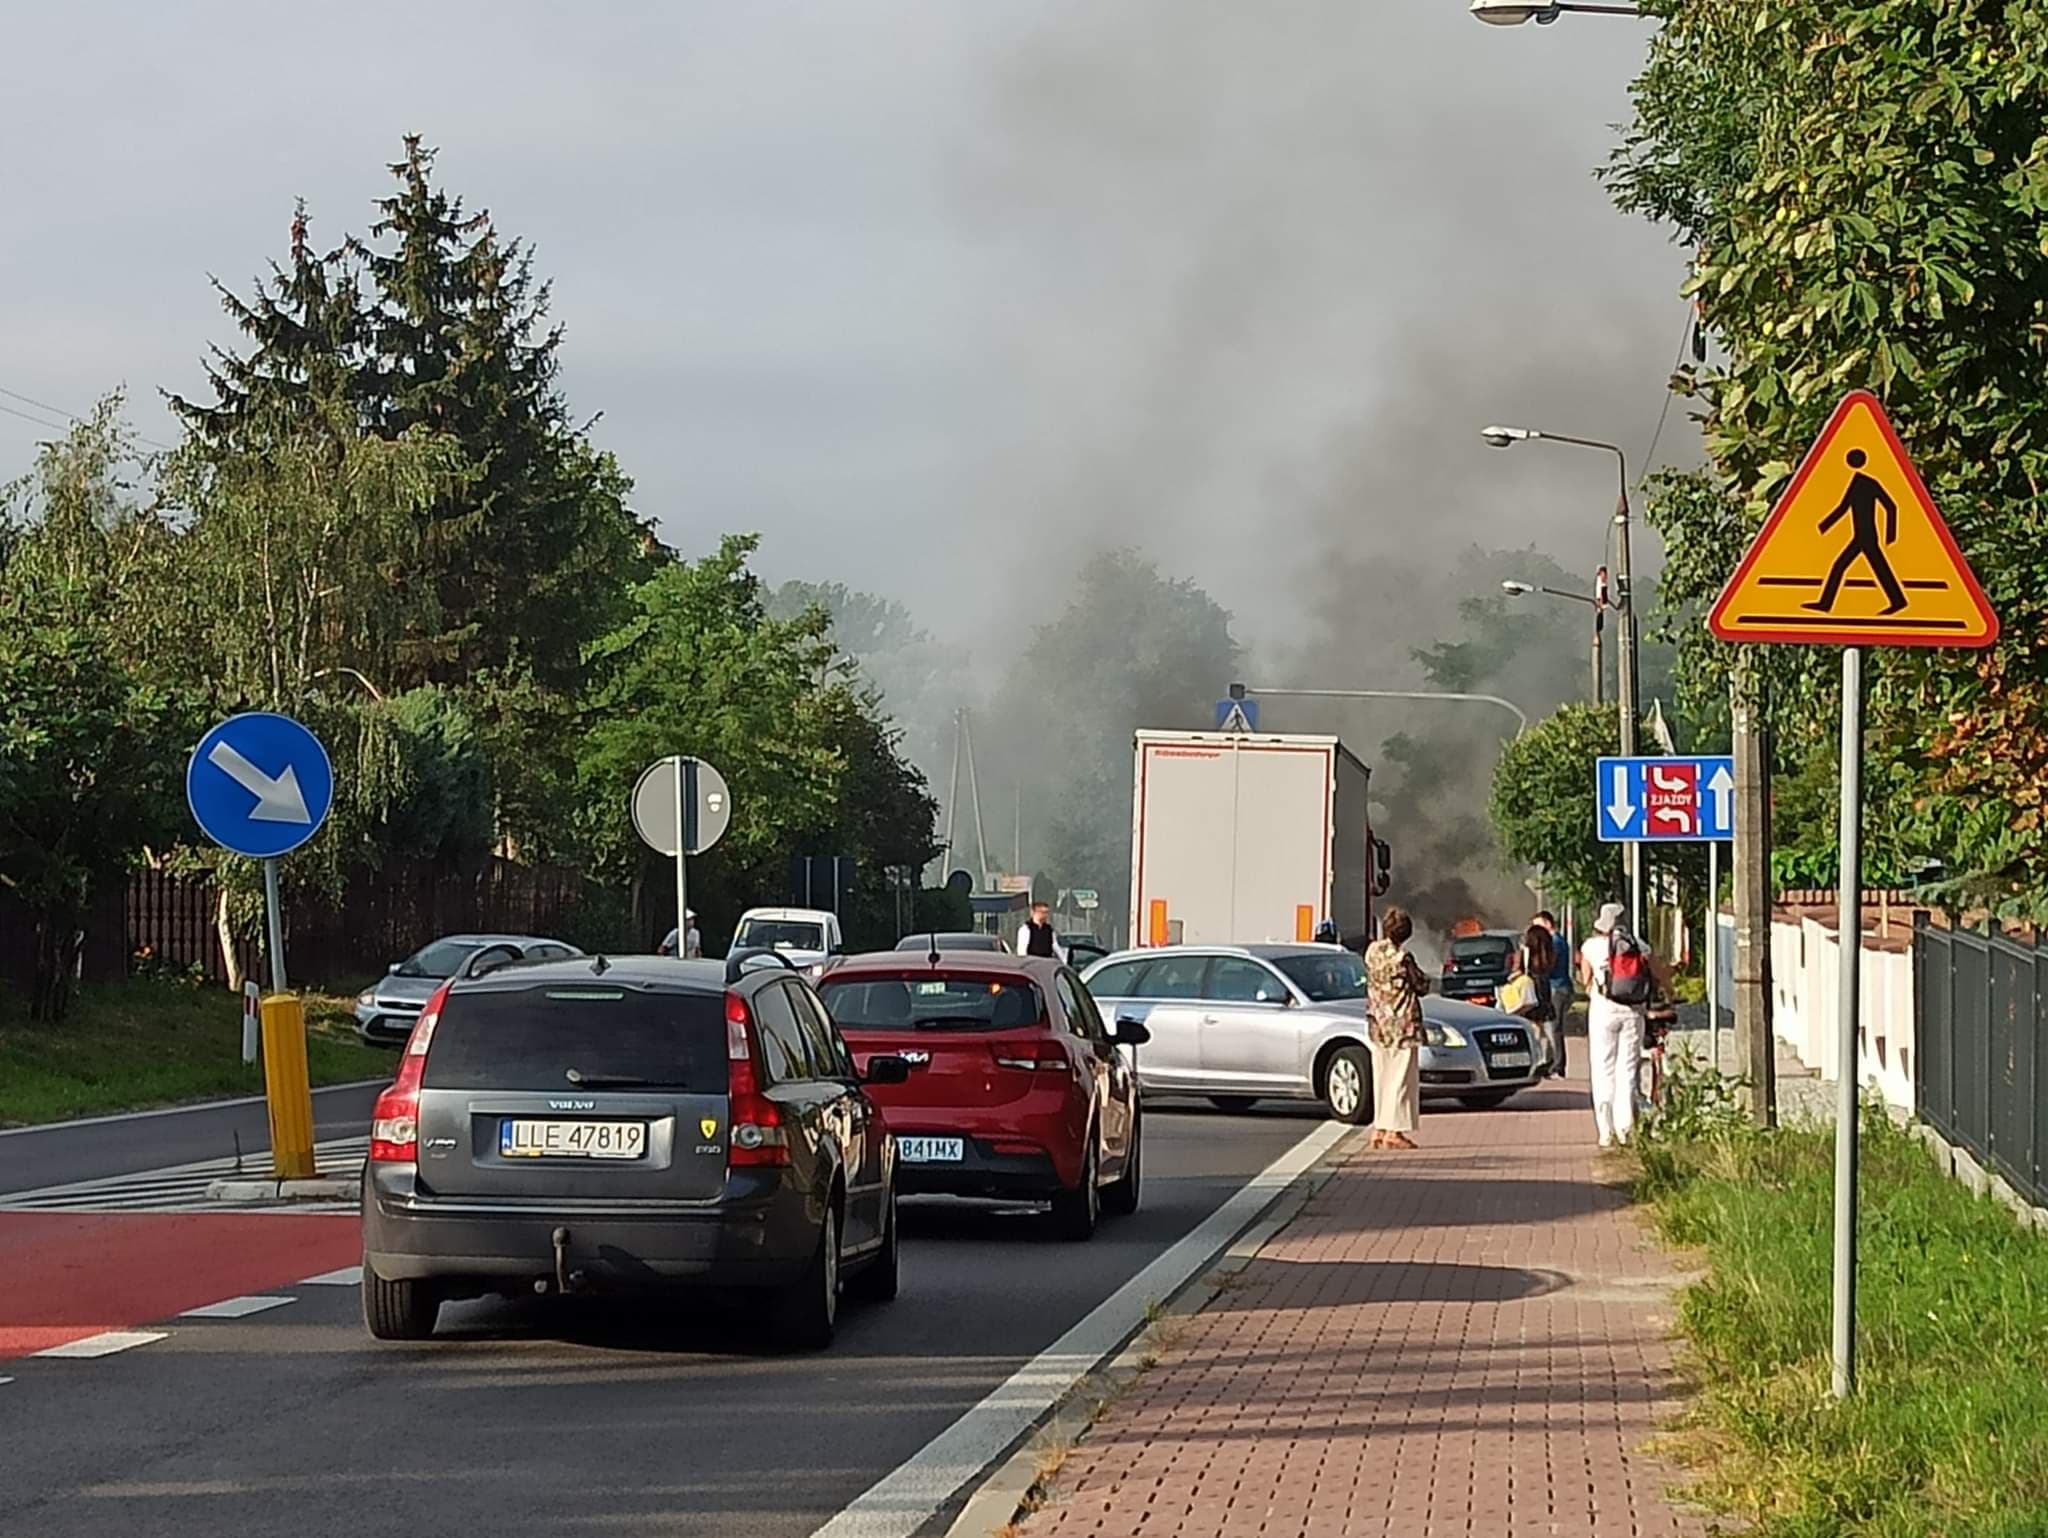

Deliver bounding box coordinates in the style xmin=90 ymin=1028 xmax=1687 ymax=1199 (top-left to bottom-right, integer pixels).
xmin=1081 ymin=943 xmax=1543 ymax=1121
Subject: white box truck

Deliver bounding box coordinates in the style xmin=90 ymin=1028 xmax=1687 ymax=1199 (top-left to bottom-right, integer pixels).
xmin=1129 ymin=730 xmax=1386 ymax=948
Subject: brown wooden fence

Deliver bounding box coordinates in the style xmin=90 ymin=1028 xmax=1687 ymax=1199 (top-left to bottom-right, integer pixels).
xmin=111 ymin=858 xmax=604 ymax=991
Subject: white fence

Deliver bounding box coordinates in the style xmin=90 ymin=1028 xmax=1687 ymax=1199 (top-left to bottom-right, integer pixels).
xmin=1713 ymin=907 xmax=1916 ymax=1114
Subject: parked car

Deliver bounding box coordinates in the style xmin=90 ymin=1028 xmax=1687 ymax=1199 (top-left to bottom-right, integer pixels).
xmin=359 ymin=951 xmax=909 ymax=1348
xmin=1081 ymin=944 xmax=1543 ymax=1118
xmin=816 ymin=952 xmax=1147 ymax=1240
xmin=1441 ymin=930 xmax=1521 ymax=1007
xmin=354 ymin=934 xmax=582 ymax=1045
xmin=890 ymin=932 xmax=1010 ymax=953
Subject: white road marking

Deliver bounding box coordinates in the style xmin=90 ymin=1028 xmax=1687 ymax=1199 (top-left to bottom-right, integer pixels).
xmin=180 ymin=1295 xmax=295 ymax=1319
xmin=299 ymin=1265 xmax=362 ymax=1287
xmin=33 ymin=1331 xmax=169 ymax=1359
xmin=806 ymin=1117 xmax=1353 ymax=1538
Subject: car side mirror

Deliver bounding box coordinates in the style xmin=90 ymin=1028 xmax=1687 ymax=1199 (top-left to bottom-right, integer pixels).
xmin=1113 ymin=1019 xmax=1151 ymax=1047
xmin=863 ymin=1054 xmax=912 ymax=1086
xmin=387 ymin=962 xmax=401 ymax=974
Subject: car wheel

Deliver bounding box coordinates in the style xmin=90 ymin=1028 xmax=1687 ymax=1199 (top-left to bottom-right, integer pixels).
xmin=1049 ymin=1136 xmax=1100 ymax=1241
xmin=845 ymin=1190 xmax=899 ymax=1304
xmin=1322 ymin=1045 xmax=1371 ymax=1125
xmin=361 ymin=1263 xmax=441 ymax=1342
xmin=773 ymin=1205 xmax=841 ymax=1350
xmin=1458 ymin=1090 xmax=1517 ymax=1109
xmin=1207 ymin=1095 xmax=1259 ymax=1114
xmin=1102 ymin=1111 xmax=1142 ymax=1217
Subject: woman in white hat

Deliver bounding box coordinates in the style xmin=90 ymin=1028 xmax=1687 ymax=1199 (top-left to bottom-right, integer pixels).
xmin=1578 ymin=901 xmax=1648 ymax=1146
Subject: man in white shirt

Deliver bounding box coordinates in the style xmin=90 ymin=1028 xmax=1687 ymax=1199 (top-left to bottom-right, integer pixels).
xmin=1578 ymin=901 xmax=1647 ymax=1147
xmin=1017 ymin=901 xmax=1066 ymax=961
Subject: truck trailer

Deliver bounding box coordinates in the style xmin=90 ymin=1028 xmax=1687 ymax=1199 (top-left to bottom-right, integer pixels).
xmin=1128 ymin=729 xmax=1387 ymax=949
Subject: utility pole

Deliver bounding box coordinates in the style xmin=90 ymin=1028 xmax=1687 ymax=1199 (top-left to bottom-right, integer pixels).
xmin=1730 ymin=666 xmax=1776 ymax=1126
xmin=1612 ymin=487 xmax=1642 ymax=936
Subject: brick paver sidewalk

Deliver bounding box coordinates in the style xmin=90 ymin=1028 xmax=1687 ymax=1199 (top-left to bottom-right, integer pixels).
xmin=1017 ymin=1075 xmax=1707 ymax=1538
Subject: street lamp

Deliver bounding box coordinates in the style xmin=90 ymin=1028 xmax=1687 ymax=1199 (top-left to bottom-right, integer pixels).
xmin=1500 ymin=572 xmax=1609 ymax=705
xmin=1235 ymin=683 xmax=1527 ymax=737
xmin=1483 ymin=423 xmax=1642 ymax=931
xmin=1468 ymin=1 xmax=1641 ymax=23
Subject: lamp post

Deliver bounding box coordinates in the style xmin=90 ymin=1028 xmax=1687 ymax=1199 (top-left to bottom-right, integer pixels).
xmin=1234 ymin=684 xmax=1527 ymax=737
xmin=1483 ymin=425 xmax=1641 ymax=932
xmin=1467 ymin=1 xmax=1640 ymax=22
xmin=1501 ymin=571 xmax=1609 ymax=705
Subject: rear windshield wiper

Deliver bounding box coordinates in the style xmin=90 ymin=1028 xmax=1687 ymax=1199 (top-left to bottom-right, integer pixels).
xmin=563 ymin=1068 xmax=694 ymax=1089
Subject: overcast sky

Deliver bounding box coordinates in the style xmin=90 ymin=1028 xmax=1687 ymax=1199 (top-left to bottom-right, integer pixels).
xmin=2 ymin=1 xmax=1689 ymax=653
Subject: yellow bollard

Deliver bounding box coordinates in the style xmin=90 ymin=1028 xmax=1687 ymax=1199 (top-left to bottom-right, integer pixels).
xmin=261 ymin=993 xmax=316 ymax=1180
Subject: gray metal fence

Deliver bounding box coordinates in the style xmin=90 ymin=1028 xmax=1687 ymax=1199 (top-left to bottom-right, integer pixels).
xmin=1914 ymin=913 xmax=2047 ymax=1208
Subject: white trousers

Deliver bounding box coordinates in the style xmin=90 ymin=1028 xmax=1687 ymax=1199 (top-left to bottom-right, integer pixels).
xmin=1586 ymin=1004 xmax=1644 ymax=1142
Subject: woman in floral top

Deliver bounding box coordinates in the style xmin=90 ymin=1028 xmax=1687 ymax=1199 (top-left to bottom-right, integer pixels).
xmin=1365 ymin=905 xmax=1429 ymax=1150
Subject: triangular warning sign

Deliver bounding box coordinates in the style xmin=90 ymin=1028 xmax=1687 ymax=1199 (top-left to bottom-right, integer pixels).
xmin=1708 ymin=390 xmax=1997 ymax=648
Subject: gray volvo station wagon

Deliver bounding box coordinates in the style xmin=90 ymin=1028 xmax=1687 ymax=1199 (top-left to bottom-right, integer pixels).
xmin=360 ymin=951 xmax=910 ymax=1349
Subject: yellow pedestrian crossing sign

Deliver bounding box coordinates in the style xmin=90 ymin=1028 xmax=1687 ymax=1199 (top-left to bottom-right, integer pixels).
xmin=1708 ymin=390 xmax=1997 ymax=648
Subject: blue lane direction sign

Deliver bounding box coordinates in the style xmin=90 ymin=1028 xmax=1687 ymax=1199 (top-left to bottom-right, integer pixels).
xmin=187 ymin=713 xmax=334 ymax=858
xmin=1596 ymin=755 xmax=1735 ymax=843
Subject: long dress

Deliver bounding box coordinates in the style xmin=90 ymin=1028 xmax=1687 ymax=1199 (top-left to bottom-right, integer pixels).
xmin=1365 ymin=938 xmax=1424 ymax=1134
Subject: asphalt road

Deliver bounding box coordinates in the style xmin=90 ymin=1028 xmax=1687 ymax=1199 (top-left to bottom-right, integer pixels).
xmin=0 ymin=1100 xmax=1329 ymax=1538
xmin=0 ymin=1081 xmax=387 ymax=1195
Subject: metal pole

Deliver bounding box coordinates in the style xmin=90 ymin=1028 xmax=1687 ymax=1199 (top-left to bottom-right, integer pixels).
xmin=673 ymin=756 xmax=689 ymax=960
xmin=963 ymin=709 xmax=991 ymax=885
xmin=1832 ymin=647 xmax=1865 ymax=1399
xmin=262 ymin=856 xmax=288 ymax=993
xmin=1591 ymin=607 xmax=1604 ymax=705
xmin=1613 ymin=482 xmax=1642 ymax=935
xmin=942 ymin=712 xmax=962 ymax=879
xmin=1732 ymin=667 xmax=1777 ymax=1127
xmin=1243 ymin=686 xmax=1527 ymax=736
xmin=1707 ymin=839 xmax=1721 ymax=1073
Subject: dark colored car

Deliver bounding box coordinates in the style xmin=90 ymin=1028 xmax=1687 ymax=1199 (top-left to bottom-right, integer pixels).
xmin=891 ymin=932 xmax=1010 ymax=953
xmin=817 ymin=953 xmax=1147 ymax=1240
xmin=1442 ymin=931 xmax=1520 ymax=1007
xmin=1062 ymin=935 xmax=1111 ymax=970
xmin=360 ymin=951 xmax=909 ymax=1349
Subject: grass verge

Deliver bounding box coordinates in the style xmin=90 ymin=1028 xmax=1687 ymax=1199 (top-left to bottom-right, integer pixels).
xmin=0 ymin=979 xmax=394 ymax=1128
xmin=1639 ymin=1094 xmax=2048 ymax=1537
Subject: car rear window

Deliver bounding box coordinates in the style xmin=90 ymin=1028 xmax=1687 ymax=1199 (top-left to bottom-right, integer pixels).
xmin=820 ymin=974 xmax=1046 ymax=1032
xmin=421 ymin=987 xmax=728 ymax=1092
xmin=1449 ymin=937 xmax=1513 ymax=961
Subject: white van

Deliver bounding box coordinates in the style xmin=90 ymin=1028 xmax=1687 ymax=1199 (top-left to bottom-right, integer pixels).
xmin=732 ymin=907 xmax=844 ymax=977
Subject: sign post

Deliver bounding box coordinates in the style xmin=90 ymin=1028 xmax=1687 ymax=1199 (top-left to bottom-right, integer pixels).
xmin=633 ymin=757 xmax=733 ymax=953
xmin=185 ymin=712 xmax=334 ymax=1180
xmin=1708 ymin=389 xmax=1998 ymax=1399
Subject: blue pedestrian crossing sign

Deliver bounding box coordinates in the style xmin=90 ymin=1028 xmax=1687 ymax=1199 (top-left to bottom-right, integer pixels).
xmin=1215 ymin=698 xmax=1259 ymax=732
xmin=1596 ymin=755 xmax=1735 ymax=843
xmin=186 ymin=713 xmax=334 ymax=859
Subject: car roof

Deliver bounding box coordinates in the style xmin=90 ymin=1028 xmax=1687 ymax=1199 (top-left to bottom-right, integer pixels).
xmin=825 ymin=950 xmax=1063 ymax=980
xmin=424 ymin=933 xmax=572 ymax=947
xmin=739 ymin=907 xmax=836 ymax=923
xmin=1085 ymin=943 xmax=1338 ymax=967
xmin=442 ymin=955 xmax=755 ymax=998
xmin=892 ymin=932 xmax=1003 ymax=948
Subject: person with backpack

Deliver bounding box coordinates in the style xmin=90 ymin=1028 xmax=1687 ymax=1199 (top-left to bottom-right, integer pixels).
xmin=1578 ymin=900 xmax=1651 ymax=1146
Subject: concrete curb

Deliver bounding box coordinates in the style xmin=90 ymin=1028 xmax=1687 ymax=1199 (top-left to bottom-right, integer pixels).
xmin=202 ymin=1174 xmax=361 ymax=1204
xmin=941 ymin=1123 xmax=1363 ymax=1538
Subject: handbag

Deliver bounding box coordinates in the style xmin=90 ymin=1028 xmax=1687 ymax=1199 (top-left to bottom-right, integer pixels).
xmin=1496 ymin=972 xmax=1539 ymax=1017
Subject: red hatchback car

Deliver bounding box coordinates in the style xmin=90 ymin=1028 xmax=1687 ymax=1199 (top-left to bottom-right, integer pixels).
xmin=816 ymin=952 xmax=1147 ymax=1240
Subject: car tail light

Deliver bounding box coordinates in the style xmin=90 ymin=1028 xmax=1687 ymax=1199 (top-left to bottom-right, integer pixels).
xmin=370 ymin=982 xmax=449 ymax=1162
xmin=993 ymin=1044 xmax=1068 ymax=1073
xmin=725 ymin=991 xmax=788 ymax=1167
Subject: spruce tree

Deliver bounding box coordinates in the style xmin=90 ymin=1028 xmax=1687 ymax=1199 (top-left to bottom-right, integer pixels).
xmin=168 ymin=202 xmax=366 ymax=450
xmin=354 ymin=137 xmax=645 ymax=690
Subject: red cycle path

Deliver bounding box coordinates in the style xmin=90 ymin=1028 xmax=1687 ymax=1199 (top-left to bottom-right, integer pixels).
xmin=0 ymin=1211 xmax=358 ymax=1359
